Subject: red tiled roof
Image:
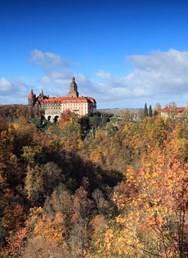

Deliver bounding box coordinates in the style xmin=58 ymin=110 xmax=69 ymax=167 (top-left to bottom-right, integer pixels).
xmin=38 ymin=95 xmax=45 ymax=101
xmin=40 ymin=96 xmax=96 ymax=104
xmin=87 ymin=97 xmax=96 ymax=103
xmin=161 ymin=107 xmax=185 ymax=113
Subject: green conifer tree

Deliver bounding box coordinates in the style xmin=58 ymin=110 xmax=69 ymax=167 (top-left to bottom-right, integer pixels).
xmin=144 ymin=103 xmax=148 ymax=117
xmin=148 ymin=105 xmax=153 ymax=117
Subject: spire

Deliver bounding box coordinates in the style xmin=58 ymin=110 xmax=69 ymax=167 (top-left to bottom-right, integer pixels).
xmin=28 ymin=89 xmax=35 ymax=107
xmin=68 ymin=77 xmax=79 ymax=97
xmin=28 ymin=89 xmax=34 ymax=99
xmin=70 ymin=77 xmax=77 ymax=89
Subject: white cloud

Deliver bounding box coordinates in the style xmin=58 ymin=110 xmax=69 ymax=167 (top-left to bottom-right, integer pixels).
xmin=31 ymin=49 xmax=69 ymax=69
xmin=48 ymin=71 xmax=71 ymax=84
xmin=0 ymin=49 xmax=185 ymax=107
xmin=31 ymin=49 xmax=44 ymax=62
xmin=126 ymin=49 xmax=188 ymax=95
xmin=0 ymin=78 xmax=11 ymax=91
xmin=0 ymin=79 xmax=31 ymax=104
xmin=30 ymin=49 xmax=75 ymax=95
xmin=41 ymin=76 xmax=51 ymax=84
xmin=97 ymin=69 xmax=112 ymax=80
xmin=39 ymin=71 xmax=74 ymax=95
xmin=128 ymin=49 xmax=188 ymax=73
xmin=26 ymin=48 xmax=188 ymax=108
xmin=94 ymin=49 xmax=188 ymax=107
xmin=1 ymin=48 xmax=188 ymax=108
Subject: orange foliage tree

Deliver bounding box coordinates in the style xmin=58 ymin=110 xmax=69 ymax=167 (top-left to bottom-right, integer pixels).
xmin=89 ymin=148 xmax=188 ymax=257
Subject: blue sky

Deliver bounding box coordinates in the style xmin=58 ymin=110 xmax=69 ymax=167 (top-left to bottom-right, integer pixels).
xmin=0 ymin=0 xmax=188 ymax=108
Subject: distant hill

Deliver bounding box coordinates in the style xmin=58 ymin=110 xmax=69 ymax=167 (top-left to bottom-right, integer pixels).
xmin=98 ymin=108 xmax=143 ymax=116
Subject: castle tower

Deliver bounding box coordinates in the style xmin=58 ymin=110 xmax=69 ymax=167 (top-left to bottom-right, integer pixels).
xmin=28 ymin=89 xmax=35 ymax=106
xmin=68 ymin=77 xmax=79 ymax=97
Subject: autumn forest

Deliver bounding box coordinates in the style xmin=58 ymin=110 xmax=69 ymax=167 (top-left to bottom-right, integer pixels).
xmin=0 ymin=104 xmax=188 ymax=257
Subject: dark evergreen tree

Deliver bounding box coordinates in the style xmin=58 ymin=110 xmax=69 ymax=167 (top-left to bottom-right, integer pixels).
xmin=148 ymin=105 xmax=153 ymax=117
xmin=144 ymin=103 xmax=148 ymax=117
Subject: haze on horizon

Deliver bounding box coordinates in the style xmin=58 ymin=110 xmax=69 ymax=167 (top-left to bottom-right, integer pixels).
xmin=0 ymin=0 xmax=188 ymax=109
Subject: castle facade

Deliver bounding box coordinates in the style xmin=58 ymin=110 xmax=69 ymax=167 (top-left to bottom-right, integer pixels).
xmin=28 ymin=77 xmax=97 ymax=121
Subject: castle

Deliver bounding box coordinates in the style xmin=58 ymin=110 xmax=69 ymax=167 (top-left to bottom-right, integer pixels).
xmin=28 ymin=77 xmax=97 ymax=121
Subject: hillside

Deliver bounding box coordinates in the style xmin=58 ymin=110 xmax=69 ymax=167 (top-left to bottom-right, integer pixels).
xmin=0 ymin=106 xmax=188 ymax=257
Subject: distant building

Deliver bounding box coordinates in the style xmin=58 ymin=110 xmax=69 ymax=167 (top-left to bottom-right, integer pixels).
xmin=161 ymin=107 xmax=185 ymax=119
xmin=28 ymin=77 xmax=97 ymax=121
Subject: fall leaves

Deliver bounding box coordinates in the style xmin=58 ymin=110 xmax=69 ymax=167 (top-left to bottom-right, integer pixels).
xmin=92 ymin=149 xmax=188 ymax=257
xmin=0 ymin=106 xmax=188 ymax=257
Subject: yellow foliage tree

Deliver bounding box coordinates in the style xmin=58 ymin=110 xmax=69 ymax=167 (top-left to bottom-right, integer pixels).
xmin=90 ymin=148 xmax=188 ymax=257
xmin=22 ymin=207 xmax=69 ymax=257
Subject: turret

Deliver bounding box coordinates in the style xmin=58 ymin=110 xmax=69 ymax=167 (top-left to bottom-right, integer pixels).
xmin=68 ymin=77 xmax=79 ymax=97
xmin=28 ymin=89 xmax=35 ymax=106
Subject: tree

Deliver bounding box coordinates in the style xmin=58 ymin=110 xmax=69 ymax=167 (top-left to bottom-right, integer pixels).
xmin=1 ymin=228 xmax=27 ymax=257
xmin=41 ymin=162 xmax=62 ymax=195
xmin=112 ymin=151 xmax=188 ymax=257
xmin=154 ymin=103 xmax=161 ymax=115
xmin=148 ymin=105 xmax=153 ymax=117
xmin=88 ymin=142 xmax=188 ymax=257
xmin=144 ymin=103 xmax=148 ymax=117
xmin=120 ymin=109 xmax=134 ymax=122
xmin=58 ymin=111 xmax=82 ymax=152
xmin=21 ymin=207 xmax=69 ymax=257
xmin=167 ymin=102 xmax=177 ymax=110
xmin=24 ymin=165 xmax=44 ymax=205
xmin=68 ymin=187 xmax=93 ymax=256
xmin=22 ymin=145 xmax=45 ymax=166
